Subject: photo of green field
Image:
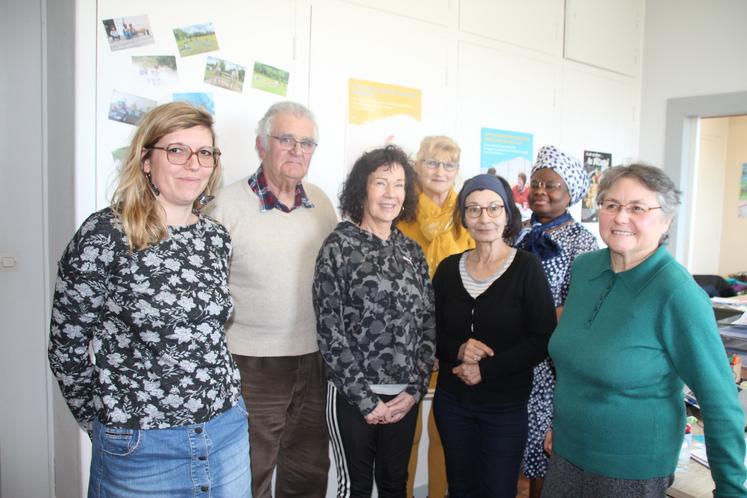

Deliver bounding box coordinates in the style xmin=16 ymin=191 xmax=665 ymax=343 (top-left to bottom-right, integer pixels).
xmin=204 ymin=56 xmax=245 ymax=93
xmin=173 ymin=22 xmax=219 ymax=57
xmin=252 ymin=61 xmax=289 ymax=96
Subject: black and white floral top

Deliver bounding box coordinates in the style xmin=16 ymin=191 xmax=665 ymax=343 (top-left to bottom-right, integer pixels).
xmin=48 ymin=208 xmax=241 ymax=431
xmin=313 ymin=221 xmax=436 ymax=416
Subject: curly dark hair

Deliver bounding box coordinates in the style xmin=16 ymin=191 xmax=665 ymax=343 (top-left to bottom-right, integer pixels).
xmin=454 ymin=174 xmax=522 ymax=244
xmin=339 ymin=145 xmax=418 ymax=225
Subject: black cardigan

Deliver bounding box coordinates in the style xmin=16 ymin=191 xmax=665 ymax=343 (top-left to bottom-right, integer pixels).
xmin=433 ymin=249 xmax=556 ymax=403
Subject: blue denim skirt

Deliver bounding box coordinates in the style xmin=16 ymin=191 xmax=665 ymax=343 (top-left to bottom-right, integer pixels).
xmin=88 ymin=398 xmax=251 ymax=498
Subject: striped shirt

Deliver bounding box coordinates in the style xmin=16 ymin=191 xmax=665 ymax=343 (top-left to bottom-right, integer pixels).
xmin=459 ymin=248 xmax=517 ymax=298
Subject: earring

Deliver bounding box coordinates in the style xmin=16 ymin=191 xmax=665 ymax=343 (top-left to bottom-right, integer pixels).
xmin=145 ymin=172 xmax=160 ymax=196
xmin=198 ymin=192 xmax=215 ymax=207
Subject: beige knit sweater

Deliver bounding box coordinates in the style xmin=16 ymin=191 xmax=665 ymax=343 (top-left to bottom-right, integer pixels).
xmin=210 ymin=177 xmax=338 ymax=357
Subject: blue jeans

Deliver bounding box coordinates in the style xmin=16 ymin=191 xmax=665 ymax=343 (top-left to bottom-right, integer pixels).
xmin=89 ymin=398 xmax=251 ymax=498
xmin=433 ymin=388 xmax=528 ymax=498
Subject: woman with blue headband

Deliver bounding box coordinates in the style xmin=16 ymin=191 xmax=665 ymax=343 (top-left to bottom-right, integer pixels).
xmin=432 ymin=174 xmax=556 ymax=497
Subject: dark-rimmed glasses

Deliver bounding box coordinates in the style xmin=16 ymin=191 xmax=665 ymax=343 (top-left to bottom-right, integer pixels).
xmin=464 ymin=203 xmax=505 ymax=219
xmin=270 ymin=134 xmax=318 ymax=153
xmin=148 ymin=143 xmax=220 ymax=168
xmin=598 ymin=201 xmax=662 ymax=216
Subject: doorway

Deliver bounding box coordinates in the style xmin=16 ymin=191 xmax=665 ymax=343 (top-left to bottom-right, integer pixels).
xmin=690 ymin=116 xmax=747 ymax=276
xmin=662 ymin=91 xmax=747 ymax=271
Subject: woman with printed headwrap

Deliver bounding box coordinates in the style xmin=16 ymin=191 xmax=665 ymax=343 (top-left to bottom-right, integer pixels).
xmin=433 ymin=174 xmax=556 ymax=497
xmin=514 ymin=146 xmax=598 ymax=498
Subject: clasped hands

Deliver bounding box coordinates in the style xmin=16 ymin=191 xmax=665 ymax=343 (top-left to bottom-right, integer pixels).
xmin=364 ymin=392 xmax=416 ymax=425
xmin=454 ymin=338 xmax=494 ymax=386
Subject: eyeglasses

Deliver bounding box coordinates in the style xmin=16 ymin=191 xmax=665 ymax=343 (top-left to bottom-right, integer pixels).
xmin=270 ymin=134 xmax=317 ymax=153
xmin=464 ymin=203 xmax=505 ymax=219
xmin=598 ymin=201 xmax=662 ymax=216
xmin=148 ymin=143 xmax=220 ymax=168
xmin=529 ymin=180 xmax=564 ymax=192
xmin=423 ymin=159 xmax=459 ymax=172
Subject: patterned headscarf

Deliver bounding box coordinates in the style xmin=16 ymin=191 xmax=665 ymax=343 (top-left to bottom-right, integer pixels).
xmin=531 ymin=145 xmax=589 ymax=206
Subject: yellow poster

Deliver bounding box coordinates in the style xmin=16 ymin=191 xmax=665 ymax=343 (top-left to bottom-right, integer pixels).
xmin=348 ymin=79 xmax=421 ymax=125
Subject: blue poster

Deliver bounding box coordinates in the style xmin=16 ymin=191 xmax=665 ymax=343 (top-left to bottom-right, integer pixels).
xmin=480 ymin=128 xmax=533 ymax=181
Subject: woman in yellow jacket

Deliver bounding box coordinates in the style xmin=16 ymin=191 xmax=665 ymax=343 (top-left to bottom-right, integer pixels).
xmin=399 ymin=135 xmax=474 ymax=497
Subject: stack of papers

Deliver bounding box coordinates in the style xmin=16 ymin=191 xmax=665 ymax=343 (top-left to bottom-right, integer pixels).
xmin=689 ymin=435 xmax=747 ymax=469
xmin=719 ymin=312 xmax=747 ymax=353
xmin=712 ymin=296 xmax=747 ymax=313
xmin=690 ymin=436 xmax=709 ymax=468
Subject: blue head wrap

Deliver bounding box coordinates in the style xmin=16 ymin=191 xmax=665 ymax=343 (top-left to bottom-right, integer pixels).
xmin=457 ymin=174 xmax=513 ymax=228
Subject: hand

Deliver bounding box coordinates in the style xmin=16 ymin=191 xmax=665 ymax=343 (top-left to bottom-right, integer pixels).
xmin=364 ymin=401 xmax=391 ymax=425
xmin=384 ymin=392 xmax=416 ymax=423
xmin=452 ymin=363 xmax=482 ymax=385
xmin=458 ymin=338 xmax=494 ymax=364
xmin=432 ymin=357 xmax=439 ymax=372
xmin=543 ymin=429 xmax=553 ymax=455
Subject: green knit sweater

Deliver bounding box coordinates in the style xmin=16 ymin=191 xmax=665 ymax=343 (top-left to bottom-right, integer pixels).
xmin=549 ymin=246 xmax=746 ymax=497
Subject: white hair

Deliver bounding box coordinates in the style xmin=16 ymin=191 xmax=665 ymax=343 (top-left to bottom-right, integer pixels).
xmin=255 ymin=101 xmax=319 ymax=154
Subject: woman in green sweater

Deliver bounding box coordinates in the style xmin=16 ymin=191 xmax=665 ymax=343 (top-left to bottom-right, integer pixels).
xmin=544 ymin=164 xmax=746 ymax=498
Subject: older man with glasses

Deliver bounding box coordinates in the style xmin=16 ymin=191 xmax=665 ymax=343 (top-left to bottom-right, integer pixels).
xmin=211 ymin=101 xmax=337 ymax=498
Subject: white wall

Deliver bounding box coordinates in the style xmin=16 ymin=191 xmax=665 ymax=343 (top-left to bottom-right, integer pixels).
xmin=88 ymin=0 xmax=644 ymax=216
xmin=639 ymin=0 xmax=747 ymax=170
xmin=638 ymin=0 xmax=747 ymax=264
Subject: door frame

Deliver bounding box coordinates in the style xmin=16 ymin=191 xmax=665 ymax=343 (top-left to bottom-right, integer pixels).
xmin=664 ymin=91 xmax=747 ymax=263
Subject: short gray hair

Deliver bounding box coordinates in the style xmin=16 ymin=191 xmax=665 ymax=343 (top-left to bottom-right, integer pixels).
xmin=255 ymin=101 xmax=319 ymax=153
xmin=596 ymin=163 xmax=682 ymax=218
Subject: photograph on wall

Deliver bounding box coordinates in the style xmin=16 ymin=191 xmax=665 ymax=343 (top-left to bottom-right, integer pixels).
xmin=108 ymin=90 xmax=157 ymax=126
xmin=102 ymin=15 xmax=154 ymax=51
xmin=739 ymin=163 xmax=747 ymax=218
xmin=131 ymin=56 xmax=178 ymax=86
xmin=204 ymin=57 xmax=245 ymax=93
xmin=581 ymin=150 xmax=612 ymax=222
xmin=173 ymin=22 xmax=219 ymax=57
xmin=346 ymin=78 xmax=422 ymax=170
xmin=251 ymin=62 xmax=289 ymax=96
xmin=480 ymin=128 xmax=532 ymax=182
xmin=111 ymin=146 xmax=129 ymax=169
xmin=173 ymin=92 xmax=215 ymax=115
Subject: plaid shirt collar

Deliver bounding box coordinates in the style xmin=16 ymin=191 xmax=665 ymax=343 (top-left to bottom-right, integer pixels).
xmin=248 ymin=165 xmax=315 ymax=213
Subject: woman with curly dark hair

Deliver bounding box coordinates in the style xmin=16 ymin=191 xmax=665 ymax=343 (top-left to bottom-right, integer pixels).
xmin=432 ymin=174 xmax=556 ymax=497
xmin=313 ymin=145 xmax=436 ymax=497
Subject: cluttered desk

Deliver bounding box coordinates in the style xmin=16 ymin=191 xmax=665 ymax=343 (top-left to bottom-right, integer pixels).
xmin=666 ymin=296 xmax=747 ymax=498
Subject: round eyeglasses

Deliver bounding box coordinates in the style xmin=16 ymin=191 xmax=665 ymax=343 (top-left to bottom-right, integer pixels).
xmin=148 ymin=143 xmax=220 ymax=168
xmin=423 ymin=159 xmax=459 ymax=172
xmin=464 ymin=203 xmax=505 ymax=219
xmin=270 ymin=134 xmax=318 ymax=154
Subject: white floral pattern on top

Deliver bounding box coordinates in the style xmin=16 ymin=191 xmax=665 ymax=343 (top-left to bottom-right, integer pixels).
xmin=48 ymin=208 xmax=241 ymax=431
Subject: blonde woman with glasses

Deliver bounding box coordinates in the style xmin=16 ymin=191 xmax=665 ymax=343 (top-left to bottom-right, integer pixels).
xmin=48 ymin=102 xmax=250 ymax=497
xmin=398 ymin=136 xmax=474 ymax=498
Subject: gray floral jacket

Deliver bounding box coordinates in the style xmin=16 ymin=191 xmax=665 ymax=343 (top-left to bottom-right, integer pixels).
xmin=313 ymin=221 xmax=436 ymax=416
xmin=48 ymin=208 xmax=241 ymax=431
